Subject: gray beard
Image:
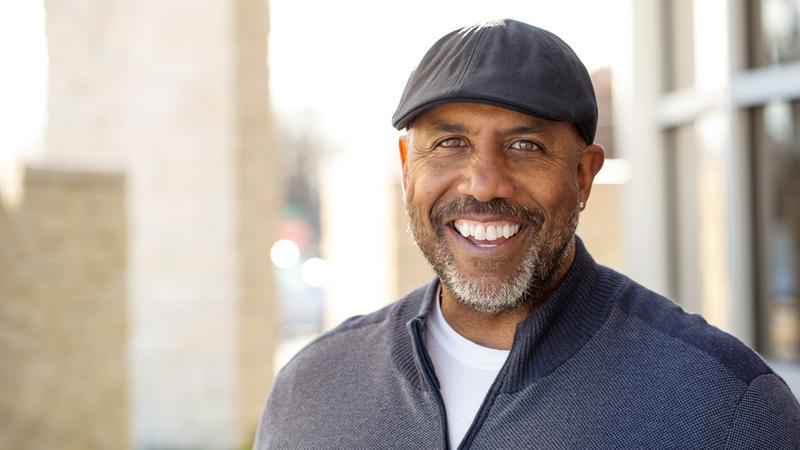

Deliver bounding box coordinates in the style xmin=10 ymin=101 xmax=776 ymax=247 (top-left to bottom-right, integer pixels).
xmin=406 ymin=197 xmax=578 ymax=315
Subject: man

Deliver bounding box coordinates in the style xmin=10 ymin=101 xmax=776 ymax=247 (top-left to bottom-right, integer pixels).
xmin=255 ymin=19 xmax=800 ymax=449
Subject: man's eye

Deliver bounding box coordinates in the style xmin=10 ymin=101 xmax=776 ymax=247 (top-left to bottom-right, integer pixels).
xmin=438 ymin=137 xmax=468 ymax=148
xmin=509 ymin=140 xmax=542 ymax=152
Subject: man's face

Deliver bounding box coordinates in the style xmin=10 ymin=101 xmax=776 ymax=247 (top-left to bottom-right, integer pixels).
xmin=400 ymin=103 xmax=602 ymax=315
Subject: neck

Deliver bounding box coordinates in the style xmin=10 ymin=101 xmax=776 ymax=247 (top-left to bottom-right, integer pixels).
xmin=439 ymin=239 xmax=576 ymax=350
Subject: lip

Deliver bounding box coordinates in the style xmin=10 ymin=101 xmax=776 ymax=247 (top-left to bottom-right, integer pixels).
xmin=444 ymin=214 xmax=525 ymax=225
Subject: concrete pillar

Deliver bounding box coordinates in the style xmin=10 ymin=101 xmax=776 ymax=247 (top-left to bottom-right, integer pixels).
xmin=232 ymin=0 xmax=281 ymax=440
xmin=40 ymin=0 xmax=279 ymax=447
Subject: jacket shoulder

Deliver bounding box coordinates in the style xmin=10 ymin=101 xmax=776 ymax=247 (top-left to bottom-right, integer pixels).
xmin=272 ymin=281 xmax=430 ymax=383
xmin=253 ymin=282 xmax=433 ymax=448
xmin=610 ymin=272 xmax=771 ymax=384
xmin=724 ymin=373 xmax=800 ymax=448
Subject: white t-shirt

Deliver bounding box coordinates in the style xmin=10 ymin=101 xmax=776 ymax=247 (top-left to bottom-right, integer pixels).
xmin=424 ymin=290 xmax=510 ymax=448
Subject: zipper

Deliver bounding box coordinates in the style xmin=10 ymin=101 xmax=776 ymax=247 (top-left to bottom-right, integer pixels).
xmin=410 ymin=318 xmax=451 ymax=450
xmin=455 ymin=325 xmax=521 ymax=449
xmin=455 ymin=381 xmax=501 ymax=450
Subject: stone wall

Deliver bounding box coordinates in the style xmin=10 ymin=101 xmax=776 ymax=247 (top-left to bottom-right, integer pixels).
xmin=0 ymin=166 xmax=128 ymax=450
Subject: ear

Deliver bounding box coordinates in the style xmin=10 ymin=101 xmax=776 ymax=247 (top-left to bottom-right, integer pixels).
xmin=398 ymin=135 xmax=409 ymax=191
xmin=576 ymin=144 xmax=605 ymax=208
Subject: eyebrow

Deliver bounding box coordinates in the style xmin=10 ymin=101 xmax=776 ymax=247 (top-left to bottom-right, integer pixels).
xmin=423 ymin=122 xmax=469 ymax=134
xmin=419 ymin=120 xmax=556 ymax=141
xmin=500 ymin=124 xmax=555 ymax=141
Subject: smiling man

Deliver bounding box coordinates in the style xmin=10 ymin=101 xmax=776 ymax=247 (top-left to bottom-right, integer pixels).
xmin=398 ymin=101 xmax=602 ymax=358
xmin=255 ymin=19 xmax=800 ymax=449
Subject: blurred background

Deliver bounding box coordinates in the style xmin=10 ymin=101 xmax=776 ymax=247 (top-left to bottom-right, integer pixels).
xmin=1 ymin=0 xmax=799 ymax=448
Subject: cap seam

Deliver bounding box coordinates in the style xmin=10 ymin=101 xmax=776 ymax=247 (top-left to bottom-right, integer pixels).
xmin=452 ymin=26 xmax=491 ymax=93
xmin=416 ymin=30 xmax=461 ymax=102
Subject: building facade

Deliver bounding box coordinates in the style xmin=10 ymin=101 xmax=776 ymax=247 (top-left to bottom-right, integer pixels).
xmin=616 ymin=0 xmax=800 ymax=391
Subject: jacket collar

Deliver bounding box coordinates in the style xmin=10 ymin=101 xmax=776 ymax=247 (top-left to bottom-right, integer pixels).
xmin=407 ymin=236 xmax=619 ymax=393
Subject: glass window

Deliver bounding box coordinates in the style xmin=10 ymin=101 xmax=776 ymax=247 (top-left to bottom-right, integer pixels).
xmin=750 ymin=0 xmax=800 ymax=67
xmin=664 ymin=113 xmax=733 ymax=329
xmin=753 ymin=100 xmax=800 ymax=362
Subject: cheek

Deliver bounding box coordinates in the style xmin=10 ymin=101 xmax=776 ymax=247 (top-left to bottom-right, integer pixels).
xmin=406 ymin=160 xmax=459 ymax=204
xmin=404 ymin=183 xmax=418 ymax=210
xmin=548 ymin=182 xmax=580 ymax=222
xmin=518 ymin=173 xmax=578 ymax=217
xmin=517 ymin=170 xmax=556 ymax=197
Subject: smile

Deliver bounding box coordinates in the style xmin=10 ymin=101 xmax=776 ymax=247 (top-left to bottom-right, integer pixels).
xmin=452 ymin=219 xmax=523 ymax=247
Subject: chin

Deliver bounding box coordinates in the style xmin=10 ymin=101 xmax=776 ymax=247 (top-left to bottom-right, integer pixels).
xmin=438 ymin=252 xmax=539 ymax=316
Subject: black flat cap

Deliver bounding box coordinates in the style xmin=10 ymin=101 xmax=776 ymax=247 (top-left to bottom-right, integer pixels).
xmin=392 ymin=19 xmax=598 ymax=144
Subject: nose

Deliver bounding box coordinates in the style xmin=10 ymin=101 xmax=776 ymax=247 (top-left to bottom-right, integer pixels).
xmin=457 ymin=145 xmax=514 ymax=202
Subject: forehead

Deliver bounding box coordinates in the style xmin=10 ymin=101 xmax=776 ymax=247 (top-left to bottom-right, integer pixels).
xmin=409 ymin=102 xmax=574 ymax=139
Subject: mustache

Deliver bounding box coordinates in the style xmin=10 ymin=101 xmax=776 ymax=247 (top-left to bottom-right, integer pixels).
xmin=431 ymin=197 xmax=544 ymax=228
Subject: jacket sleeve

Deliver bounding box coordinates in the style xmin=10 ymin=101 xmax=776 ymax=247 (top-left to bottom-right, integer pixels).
xmin=724 ymin=373 xmax=800 ymax=449
xmin=252 ymin=381 xmax=278 ymax=450
xmin=252 ymin=367 xmax=294 ymax=450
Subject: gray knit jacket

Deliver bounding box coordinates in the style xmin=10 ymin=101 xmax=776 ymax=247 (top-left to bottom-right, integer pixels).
xmin=254 ymin=239 xmax=800 ymax=449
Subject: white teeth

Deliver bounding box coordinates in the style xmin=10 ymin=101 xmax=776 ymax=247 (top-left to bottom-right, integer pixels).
xmin=474 ymin=224 xmax=486 ymax=240
xmin=486 ymin=225 xmax=497 ymax=241
xmin=454 ymin=220 xmax=522 ymax=241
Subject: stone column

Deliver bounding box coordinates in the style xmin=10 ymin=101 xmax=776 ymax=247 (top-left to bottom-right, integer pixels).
xmin=39 ymin=0 xmax=279 ymax=448
xmin=233 ymin=0 xmax=281 ymax=440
